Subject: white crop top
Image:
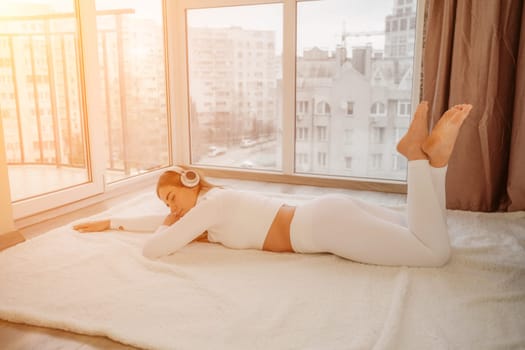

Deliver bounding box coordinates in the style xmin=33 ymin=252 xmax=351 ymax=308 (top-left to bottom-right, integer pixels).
xmin=137 ymin=188 xmax=284 ymax=259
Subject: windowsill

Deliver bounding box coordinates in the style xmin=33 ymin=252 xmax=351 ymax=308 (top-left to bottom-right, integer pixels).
xmin=15 ymin=175 xmax=158 ymax=238
xmin=192 ymin=166 xmax=407 ymax=194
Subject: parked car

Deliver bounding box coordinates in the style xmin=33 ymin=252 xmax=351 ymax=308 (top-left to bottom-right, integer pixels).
xmin=240 ymin=139 xmax=257 ymax=148
xmin=207 ymin=146 xmax=227 ymax=157
xmin=240 ymin=160 xmax=255 ymax=168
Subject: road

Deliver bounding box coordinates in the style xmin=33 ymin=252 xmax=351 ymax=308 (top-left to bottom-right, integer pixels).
xmin=195 ymin=140 xmax=280 ymax=170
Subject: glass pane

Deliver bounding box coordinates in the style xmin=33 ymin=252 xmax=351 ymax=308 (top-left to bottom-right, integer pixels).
xmin=187 ymin=4 xmax=283 ymax=171
xmin=95 ymin=0 xmax=170 ymax=183
xmin=0 ymin=0 xmax=89 ymax=201
xmin=296 ymin=0 xmax=419 ymax=181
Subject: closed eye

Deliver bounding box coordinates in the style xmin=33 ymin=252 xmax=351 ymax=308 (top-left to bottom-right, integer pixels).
xmin=164 ymin=191 xmax=172 ymax=207
xmin=164 ymin=191 xmax=176 ymax=206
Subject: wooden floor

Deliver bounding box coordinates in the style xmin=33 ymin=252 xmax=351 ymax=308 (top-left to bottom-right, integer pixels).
xmin=0 ymin=178 xmax=405 ymax=349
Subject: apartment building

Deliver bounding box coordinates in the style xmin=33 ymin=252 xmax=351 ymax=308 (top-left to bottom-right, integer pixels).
xmin=187 ymin=26 xmax=278 ymax=159
xmin=0 ymin=4 xmax=169 ymax=179
xmin=293 ymin=0 xmax=416 ymax=180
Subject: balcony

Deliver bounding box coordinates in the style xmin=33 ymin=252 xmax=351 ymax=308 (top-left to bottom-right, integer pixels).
xmin=369 ymin=114 xmax=388 ymax=126
xmin=1 ymin=8 xmax=170 ymax=202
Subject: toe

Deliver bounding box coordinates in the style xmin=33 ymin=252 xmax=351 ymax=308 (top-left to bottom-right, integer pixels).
xmin=415 ymin=101 xmax=429 ymax=115
xmin=453 ymin=104 xmax=473 ymax=122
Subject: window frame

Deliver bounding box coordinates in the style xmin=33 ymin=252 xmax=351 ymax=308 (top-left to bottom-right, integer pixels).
xmin=6 ymin=0 xmax=105 ymax=219
xmin=398 ymin=100 xmax=412 ymax=117
xmin=346 ymin=101 xmax=354 ymax=117
xmin=315 ymin=101 xmax=331 ymax=116
xmin=371 ymin=101 xmax=387 ymax=116
xmin=164 ymin=0 xmax=426 ymax=193
xmin=5 ymin=0 xmax=173 ymax=220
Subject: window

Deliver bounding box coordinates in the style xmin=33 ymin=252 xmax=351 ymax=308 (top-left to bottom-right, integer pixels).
xmin=392 ymin=154 xmax=407 ymax=171
xmin=392 ymin=20 xmax=398 ymax=31
xmin=316 ymin=126 xmax=327 ymax=142
xmin=1 ymin=0 xmax=171 ymax=217
xmin=399 ymin=45 xmax=407 ymax=56
xmin=186 ymin=4 xmax=283 ymax=170
xmin=297 ymin=100 xmax=309 ymax=115
xmin=297 ymin=127 xmax=309 ymax=141
xmin=400 ymin=18 xmax=407 ymax=31
xmin=398 ymin=100 xmax=411 ymax=117
xmin=96 ymin=0 xmax=170 ymax=183
xmin=0 ymin=0 xmax=90 ymax=202
xmin=371 ymin=102 xmax=386 ymax=116
xmin=317 ymin=152 xmax=327 ymax=167
xmin=345 ymin=156 xmax=353 ymax=169
xmin=297 ymin=153 xmax=308 ymax=165
xmin=370 ymin=154 xmax=383 ymax=170
xmin=316 ymin=101 xmax=331 ymax=115
xmin=410 ymin=17 xmax=416 ymax=29
xmin=293 ymin=0 xmax=419 ymax=181
xmin=371 ymin=127 xmax=385 ymax=144
xmin=346 ymin=101 xmax=354 ymax=116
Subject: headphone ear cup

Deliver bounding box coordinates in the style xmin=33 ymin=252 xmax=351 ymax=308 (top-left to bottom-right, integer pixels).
xmin=180 ymin=170 xmax=200 ymax=188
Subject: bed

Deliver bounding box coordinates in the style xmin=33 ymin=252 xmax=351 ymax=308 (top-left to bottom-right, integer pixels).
xmin=1 ymin=186 xmax=524 ymax=350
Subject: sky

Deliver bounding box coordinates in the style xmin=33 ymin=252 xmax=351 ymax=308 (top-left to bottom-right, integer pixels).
xmin=188 ymin=0 xmax=395 ymax=54
xmin=1 ymin=0 xmax=398 ymax=54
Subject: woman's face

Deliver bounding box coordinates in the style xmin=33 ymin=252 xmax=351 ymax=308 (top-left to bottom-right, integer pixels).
xmin=157 ymin=184 xmax=198 ymax=219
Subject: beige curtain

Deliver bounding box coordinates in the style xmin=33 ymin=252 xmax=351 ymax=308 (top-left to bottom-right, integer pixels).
xmin=422 ymin=0 xmax=525 ymax=211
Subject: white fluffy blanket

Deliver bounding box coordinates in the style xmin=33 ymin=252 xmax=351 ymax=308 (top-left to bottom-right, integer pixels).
xmin=0 ymin=190 xmax=524 ymax=350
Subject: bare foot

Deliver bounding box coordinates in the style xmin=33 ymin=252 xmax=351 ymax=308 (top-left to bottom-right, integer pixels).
xmin=421 ymin=104 xmax=473 ymax=167
xmin=396 ymin=101 xmax=429 ymax=160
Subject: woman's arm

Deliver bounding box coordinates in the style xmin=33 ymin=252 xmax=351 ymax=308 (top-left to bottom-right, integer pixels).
xmin=143 ymin=198 xmax=220 ymax=259
xmin=73 ymin=215 xmax=166 ymax=233
xmin=73 ymin=220 xmax=111 ymax=233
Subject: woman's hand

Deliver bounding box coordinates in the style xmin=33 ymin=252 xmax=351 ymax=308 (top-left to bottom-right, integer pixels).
xmin=73 ymin=219 xmax=111 ymax=233
xmin=162 ymin=212 xmax=181 ymax=226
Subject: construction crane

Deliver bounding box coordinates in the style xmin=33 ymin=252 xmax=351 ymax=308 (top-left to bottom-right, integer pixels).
xmin=339 ymin=21 xmax=384 ymax=48
xmin=340 ymin=30 xmax=384 ymax=47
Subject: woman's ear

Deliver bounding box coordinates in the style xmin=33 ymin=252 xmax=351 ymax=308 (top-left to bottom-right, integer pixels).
xmin=191 ymin=184 xmax=201 ymax=195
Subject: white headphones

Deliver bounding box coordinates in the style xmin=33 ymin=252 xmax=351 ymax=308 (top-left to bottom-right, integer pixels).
xmin=172 ymin=166 xmax=200 ymax=188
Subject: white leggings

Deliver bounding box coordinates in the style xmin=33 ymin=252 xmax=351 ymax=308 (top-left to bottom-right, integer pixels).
xmin=289 ymin=160 xmax=451 ymax=267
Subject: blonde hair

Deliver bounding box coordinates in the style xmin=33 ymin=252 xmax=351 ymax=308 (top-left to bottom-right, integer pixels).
xmin=156 ymin=165 xmax=217 ymax=198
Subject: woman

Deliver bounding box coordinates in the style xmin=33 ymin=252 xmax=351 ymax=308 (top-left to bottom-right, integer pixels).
xmin=74 ymin=101 xmax=473 ymax=267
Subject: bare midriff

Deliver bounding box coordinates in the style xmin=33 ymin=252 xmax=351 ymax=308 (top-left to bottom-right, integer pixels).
xmin=262 ymin=204 xmax=296 ymax=253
